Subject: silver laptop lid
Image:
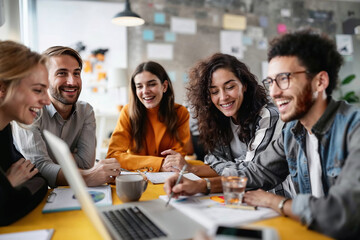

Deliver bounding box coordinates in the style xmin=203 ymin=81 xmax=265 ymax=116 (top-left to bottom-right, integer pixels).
xmin=43 ymin=130 xmax=112 ymax=240
xmin=43 ymin=130 xmax=206 ymax=240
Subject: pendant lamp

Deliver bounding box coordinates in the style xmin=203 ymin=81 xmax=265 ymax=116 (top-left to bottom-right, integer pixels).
xmin=111 ymin=0 xmax=145 ymax=27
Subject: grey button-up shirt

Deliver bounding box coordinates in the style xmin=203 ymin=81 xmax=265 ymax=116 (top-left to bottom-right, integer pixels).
xmin=12 ymin=101 xmax=96 ymax=188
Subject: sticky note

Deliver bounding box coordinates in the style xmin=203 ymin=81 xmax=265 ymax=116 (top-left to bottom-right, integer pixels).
xmin=281 ymin=9 xmax=291 ymax=17
xmin=223 ymin=14 xmax=246 ymax=30
xmin=277 ymin=24 xmax=287 ymax=34
xmin=143 ymin=29 xmax=154 ymax=41
xmin=210 ymin=196 xmax=225 ymax=203
xmin=164 ymin=32 xmax=176 ymax=42
xmin=259 ymin=16 xmax=268 ymax=28
xmin=167 ymin=71 xmax=176 ymax=82
xmin=154 ymin=12 xmax=166 ymax=24
xmin=242 ymin=35 xmax=253 ymax=46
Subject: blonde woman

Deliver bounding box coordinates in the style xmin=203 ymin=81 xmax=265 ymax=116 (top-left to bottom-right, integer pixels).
xmin=0 ymin=41 xmax=50 ymax=225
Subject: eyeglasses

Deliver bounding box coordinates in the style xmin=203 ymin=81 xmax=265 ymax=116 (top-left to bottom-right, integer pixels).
xmin=262 ymin=70 xmax=309 ymax=91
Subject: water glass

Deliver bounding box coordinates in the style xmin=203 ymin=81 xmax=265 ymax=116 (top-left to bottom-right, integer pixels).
xmin=221 ymin=176 xmax=248 ymax=205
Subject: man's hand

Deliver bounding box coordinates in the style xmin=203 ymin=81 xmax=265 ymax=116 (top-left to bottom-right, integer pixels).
xmin=243 ymin=189 xmax=297 ymax=220
xmin=163 ymin=173 xmax=206 ymax=198
xmin=160 ymin=149 xmax=189 ymax=172
xmin=6 ymin=158 xmax=38 ymax=187
xmin=81 ymin=158 xmax=121 ymax=186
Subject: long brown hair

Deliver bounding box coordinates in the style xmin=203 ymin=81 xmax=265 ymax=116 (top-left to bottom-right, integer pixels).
xmin=187 ymin=53 xmax=268 ymax=152
xmin=129 ymin=61 xmax=180 ymax=152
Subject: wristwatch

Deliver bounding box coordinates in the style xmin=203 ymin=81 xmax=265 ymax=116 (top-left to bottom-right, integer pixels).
xmin=203 ymin=178 xmax=211 ymax=195
xmin=278 ymin=198 xmax=290 ymax=216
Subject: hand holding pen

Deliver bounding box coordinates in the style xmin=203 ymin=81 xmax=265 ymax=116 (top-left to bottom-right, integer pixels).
xmin=165 ymin=165 xmax=187 ymax=207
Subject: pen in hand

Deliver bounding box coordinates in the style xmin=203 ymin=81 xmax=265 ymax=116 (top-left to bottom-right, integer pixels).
xmin=165 ymin=164 xmax=187 ymax=207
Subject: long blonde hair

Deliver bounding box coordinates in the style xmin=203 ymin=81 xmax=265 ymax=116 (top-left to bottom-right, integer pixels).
xmin=0 ymin=40 xmax=47 ymax=107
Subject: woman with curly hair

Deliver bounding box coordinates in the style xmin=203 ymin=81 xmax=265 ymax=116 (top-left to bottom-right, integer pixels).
xmin=162 ymin=53 xmax=293 ymax=197
xmin=106 ymin=61 xmax=191 ymax=172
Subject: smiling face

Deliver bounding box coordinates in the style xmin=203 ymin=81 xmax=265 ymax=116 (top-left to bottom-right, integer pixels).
xmin=134 ymin=71 xmax=168 ymax=109
xmin=0 ymin=64 xmax=50 ymax=126
xmin=268 ymin=56 xmax=315 ymax=122
xmin=47 ymin=55 xmax=82 ymax=107
xmin=209 ymin=68 xmax=246 ymax=121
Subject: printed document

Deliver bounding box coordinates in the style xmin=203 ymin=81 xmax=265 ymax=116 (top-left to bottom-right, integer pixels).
xmin=159 ymin=194 xmax=278 ymax=232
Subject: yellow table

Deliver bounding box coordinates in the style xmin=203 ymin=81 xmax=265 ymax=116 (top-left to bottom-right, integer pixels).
xmin=0 ymin=160 xmax=332 ymax=239
xmin=0 ymin=182 xmax=332 ymax=240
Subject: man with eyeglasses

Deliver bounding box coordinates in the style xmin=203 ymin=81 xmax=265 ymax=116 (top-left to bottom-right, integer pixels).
xmin=164 ymin=29 xmax=360 ymax=239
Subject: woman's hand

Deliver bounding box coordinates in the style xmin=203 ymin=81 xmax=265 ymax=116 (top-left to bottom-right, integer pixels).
xmin=164 ymin=173 xmax=207 ymax=198
xmin=6 ymin=158 xmax=38 ymax=187
xmin=160 ymin=149 xmax=188 ymax=172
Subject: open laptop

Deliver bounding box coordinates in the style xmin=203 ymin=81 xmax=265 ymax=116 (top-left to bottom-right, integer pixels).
xmin=43 ymin=130 xmax=205 ymax=240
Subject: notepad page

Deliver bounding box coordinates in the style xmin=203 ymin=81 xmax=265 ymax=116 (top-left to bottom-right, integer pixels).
xmin=146 ymin=172 xmax=201 ymax=184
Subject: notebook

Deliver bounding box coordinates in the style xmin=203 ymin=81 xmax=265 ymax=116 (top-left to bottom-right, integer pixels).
xmin=121 ymin=171 xmax=201 ymax=184
xmin=43 ymin=130 xmax=205 ymax=240
xmin=42 ymin=185 xmax=112 ymax=213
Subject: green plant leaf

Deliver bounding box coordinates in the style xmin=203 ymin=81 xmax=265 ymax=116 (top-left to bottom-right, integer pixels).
xmin=342 ymin=91 xmax=360 ymax=103
xmin=341 ymin=74 xmax=356 ymax=85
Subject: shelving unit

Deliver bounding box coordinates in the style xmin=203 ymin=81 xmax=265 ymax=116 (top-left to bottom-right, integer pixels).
xmin=95 ymin=112 xmax=119 ymax=160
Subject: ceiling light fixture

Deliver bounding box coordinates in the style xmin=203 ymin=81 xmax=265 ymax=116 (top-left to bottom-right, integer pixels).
xmin=111 ymin=0 xmax=145 ymax=27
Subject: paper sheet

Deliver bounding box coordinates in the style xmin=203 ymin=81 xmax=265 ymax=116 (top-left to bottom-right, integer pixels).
xmin=170 ymin=17 xmax=197 ymax=34
xmin=0 ymin=229 xmax=54 ymax=240
xmin=147 ymin=43 xmax=173 ymax=60
xmin=336 ymin=34 xmax=353 ymax=55
xmin=159 ymin=194 xmax=279 ymax=231
xmin=42 ymin=185 xmax=112 ymax=213
xmin=220 ymin=30 xmax=244 ymax=59
xmin=146 ymin=172 xmax=201 ymax=184
xmin=119 ymin=171 xmax=201 ymax=184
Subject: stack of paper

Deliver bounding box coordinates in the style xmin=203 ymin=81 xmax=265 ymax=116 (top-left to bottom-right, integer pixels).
xmin=159 ymin=194 xmax=279 ymax=232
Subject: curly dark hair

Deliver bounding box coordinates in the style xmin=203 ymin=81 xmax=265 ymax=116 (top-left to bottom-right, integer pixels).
xmin=129 ymin=61 xmax=181 ymax=152
xmin=268 ymin=28 xmax=343 ymax=96
xmin=187 ymin=53 xmax=268 ymax=152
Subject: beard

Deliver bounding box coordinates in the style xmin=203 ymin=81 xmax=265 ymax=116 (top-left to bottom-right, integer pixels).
xmin=280 ymin=82 xmax=315 ymax=122
xmin=49 ymin=85 xmax=80 ymax=105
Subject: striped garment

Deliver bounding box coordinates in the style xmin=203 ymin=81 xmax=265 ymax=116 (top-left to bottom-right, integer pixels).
xmin=204 ymin=103 xmax=295 ymax=198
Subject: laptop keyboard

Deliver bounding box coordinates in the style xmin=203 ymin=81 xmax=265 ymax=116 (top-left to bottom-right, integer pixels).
xmin=103 ymin=206 xmax=167 ymax=239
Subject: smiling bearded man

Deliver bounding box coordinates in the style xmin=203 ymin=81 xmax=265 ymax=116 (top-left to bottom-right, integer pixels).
xmin=12 ymin=46 xmax=121 ymax=188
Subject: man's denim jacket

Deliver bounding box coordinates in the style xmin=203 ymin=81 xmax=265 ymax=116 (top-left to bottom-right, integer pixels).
xmin=239 ymin=97 xmax=360 ymax=239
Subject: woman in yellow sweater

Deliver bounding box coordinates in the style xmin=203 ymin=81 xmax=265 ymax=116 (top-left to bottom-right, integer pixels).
xmin=106 ymin=61 xmax=190 ymax=172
